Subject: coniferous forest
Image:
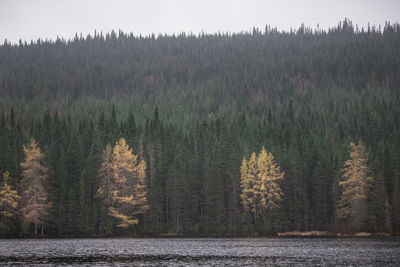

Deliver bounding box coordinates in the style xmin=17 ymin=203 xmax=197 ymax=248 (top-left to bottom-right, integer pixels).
xmin=1 ymin=20 xmax=400 ymax=237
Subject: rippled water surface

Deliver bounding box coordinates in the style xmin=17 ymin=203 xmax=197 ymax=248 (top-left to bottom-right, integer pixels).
xmin=1 ymin=237 xmax=399 ymax=266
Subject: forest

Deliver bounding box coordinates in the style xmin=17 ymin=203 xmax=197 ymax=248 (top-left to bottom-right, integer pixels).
xmin=0 ymin=20 xmax=399 ymax=237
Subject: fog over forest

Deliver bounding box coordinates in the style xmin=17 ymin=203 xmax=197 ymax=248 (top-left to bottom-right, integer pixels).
xmin=1 ymin=0 xmax=399 ymax=43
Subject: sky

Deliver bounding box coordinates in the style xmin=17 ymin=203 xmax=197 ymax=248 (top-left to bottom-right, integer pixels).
xmin=0 ymin=0 xmax=399 ymax=43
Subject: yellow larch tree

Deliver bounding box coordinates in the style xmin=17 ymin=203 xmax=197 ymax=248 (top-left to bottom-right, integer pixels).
xmin=20 ymin=138 xmax=52 ymax=235
xmin=256 ymin=147 xmax=284 ymax=213
xmin=337 ymin=141 xmax=373 ymax=232
xmin=98 ymin=138 xmax=149 ymax=228
xmin=0 ymin=171 xmax=20 ymax=233
xmin=240 ymin=147 xmax=284 ymax=219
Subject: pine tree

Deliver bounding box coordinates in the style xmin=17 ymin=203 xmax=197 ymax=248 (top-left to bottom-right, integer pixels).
xmin=98 ymin=138 xmax=149 ymax=228
xmin=98 ymin=144 xmax=114 ymax=205
xmin=20 ymin=138 xmax=52 ymax=235
xmin=166 ymin=146 xmax=188 ymax=234
xmin=0 ymin=171 xmax=20 ymax=234
xmin=337 ymin=141 xmax=373 ymax=232
xmin=370 ymin=174 xmax=391 ymax=233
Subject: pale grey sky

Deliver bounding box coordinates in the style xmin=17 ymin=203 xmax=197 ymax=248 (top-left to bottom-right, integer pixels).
xmin=0 ymin=0 xmax=399 ymax=43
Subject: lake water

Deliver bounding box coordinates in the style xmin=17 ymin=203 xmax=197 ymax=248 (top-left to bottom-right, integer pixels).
xmin=1 ymin=237 xmax=399 ymax=266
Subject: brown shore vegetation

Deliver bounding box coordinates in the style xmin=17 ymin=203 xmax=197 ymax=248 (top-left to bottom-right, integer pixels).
xmin=278 ymin=231 xmax=392 ymax=237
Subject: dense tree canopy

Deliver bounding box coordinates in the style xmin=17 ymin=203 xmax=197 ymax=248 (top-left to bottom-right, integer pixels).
xmin=0 ymin=20 xmax=399 ymax=236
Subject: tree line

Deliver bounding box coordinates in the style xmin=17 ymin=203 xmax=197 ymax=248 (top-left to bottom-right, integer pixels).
xmin=0 ymin=105 xmax=399 ymax=236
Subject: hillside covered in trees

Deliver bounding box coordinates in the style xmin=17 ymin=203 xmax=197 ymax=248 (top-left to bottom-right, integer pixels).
xmin=0 ymin=20 xmax=400 ymax=237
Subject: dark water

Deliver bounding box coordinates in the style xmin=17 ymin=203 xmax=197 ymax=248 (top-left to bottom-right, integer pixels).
xmin=1 ymin=237 xmax=399 ymax=266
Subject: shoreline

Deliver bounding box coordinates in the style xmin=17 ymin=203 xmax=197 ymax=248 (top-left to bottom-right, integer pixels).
xmin=0 ymin=232 xmax=396 ymax=239
xmin=277 ymin=231 xmax=392 ymax=237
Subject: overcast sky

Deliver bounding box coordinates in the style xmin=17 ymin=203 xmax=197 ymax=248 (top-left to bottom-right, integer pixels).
xmin=1 ymin=0 xmax=399 ymax=43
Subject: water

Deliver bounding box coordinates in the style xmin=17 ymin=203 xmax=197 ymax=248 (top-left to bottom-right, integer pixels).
xmin=0 ymin=237 xmax=399 ymax=266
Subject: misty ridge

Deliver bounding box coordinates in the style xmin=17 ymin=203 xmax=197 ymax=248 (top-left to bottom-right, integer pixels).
xmin=0 ymin=19 xmax=400 ymax=239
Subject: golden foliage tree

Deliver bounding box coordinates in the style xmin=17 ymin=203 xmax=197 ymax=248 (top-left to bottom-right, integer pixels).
xmin=337 ymin=141 xmax=373 ymax=231
xmin=98 ymin=138 xmax=149 ymax=228
xmin=0 ymin=171 xmax=20 ymax=233
xmin=240 ymin=147 xmax=284 ymax=218
xmin=256 ymin=147 xmax=284 ymax=211
xmin=20 ymin=138 xmax=52 ymax=235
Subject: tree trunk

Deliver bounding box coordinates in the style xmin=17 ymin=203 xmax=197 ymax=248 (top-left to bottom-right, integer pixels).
xmin=263 ymin=215 xmax=266 ymax=234
xmin=34 ymin=222 xmax=37 ymax=235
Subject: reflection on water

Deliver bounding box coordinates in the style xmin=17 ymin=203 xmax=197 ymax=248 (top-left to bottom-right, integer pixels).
xmin=1 ymin=237 xmax=399 ymax=266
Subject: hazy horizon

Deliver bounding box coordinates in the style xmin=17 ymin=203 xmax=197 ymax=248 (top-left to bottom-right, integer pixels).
xmin=1 ymin=0 xmax=400 ymax=44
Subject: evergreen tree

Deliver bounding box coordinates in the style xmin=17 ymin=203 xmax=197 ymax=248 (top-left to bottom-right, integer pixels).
xmin=240 ymin=155 xmax=256 ymax=216
xmin=392 ymin=176 xmax=400 ymax=235
xmin=166 ymin=146 xmax=189 ymax=234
